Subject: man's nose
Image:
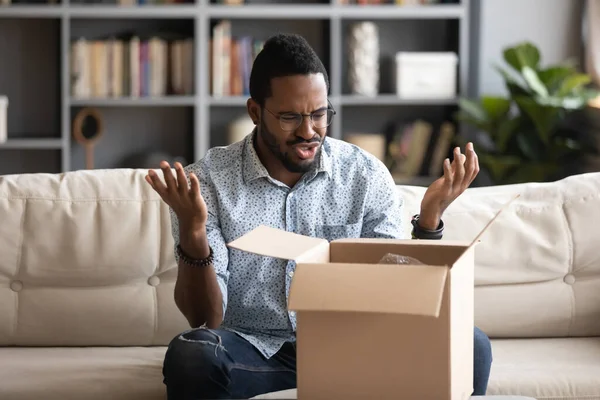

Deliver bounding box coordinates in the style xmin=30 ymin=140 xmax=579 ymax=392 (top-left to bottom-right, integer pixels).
xmin=295 ymin=115 xmax=316 ymax=140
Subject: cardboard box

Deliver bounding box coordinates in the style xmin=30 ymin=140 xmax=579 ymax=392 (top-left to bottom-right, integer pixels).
xmin=228 ymin=199 xmax=515 ymax=400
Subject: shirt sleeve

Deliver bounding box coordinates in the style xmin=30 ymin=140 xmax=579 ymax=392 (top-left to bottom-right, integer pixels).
xmin=360 ymin=159 xmax=406 ymax=240
xmin=169 ymin=161 xmax=230 ymax=318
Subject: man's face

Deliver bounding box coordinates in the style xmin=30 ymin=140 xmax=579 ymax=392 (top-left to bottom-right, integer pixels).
xmin=255 ymin=73 xmax=330 ymax=174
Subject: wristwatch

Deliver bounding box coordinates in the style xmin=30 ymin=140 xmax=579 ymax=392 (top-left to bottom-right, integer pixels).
xmin=411 ymin=214 xmax=444 ymax=240
xmin=176 ymin=244 xmax=214 ymax=267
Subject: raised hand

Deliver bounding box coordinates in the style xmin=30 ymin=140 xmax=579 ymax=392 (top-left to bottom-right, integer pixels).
xmin=145 ymin=161 xmax=208 ymax=233
xmin=418 ymin=142 xmax=480 ymax=230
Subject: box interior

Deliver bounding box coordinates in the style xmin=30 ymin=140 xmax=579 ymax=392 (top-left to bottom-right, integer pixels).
xmin=329 ymin=241 xmax=469 ymax=267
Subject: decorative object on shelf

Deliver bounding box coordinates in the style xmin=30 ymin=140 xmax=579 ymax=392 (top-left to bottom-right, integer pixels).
xmin=227 ymin=114 xmax=254 ymax=145
xmin=394 ymin=52 xmax=458 ymax=100
xmin=73 ymin=107 xmax=104 ymax=170
xmin=385 ymin=119 xmax=433 ymax=181
xmin=455 ymin=41 xmax=600 ymax=185
xmin=345 ymin=132 xmax=386 ymax=161
xmin=0 ymin=95 xmax=7 ymax=144
xmin=347 ymin=22 xmax=379 ymax=97
xmin=121 ymin=151 xmax=187 ymax=169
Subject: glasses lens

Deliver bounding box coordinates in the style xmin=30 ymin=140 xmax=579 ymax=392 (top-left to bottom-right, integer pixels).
xmin=279 ymin=114 xmax=302 ymax=131
xmin=312 ymin=109 xmax=335 ymax=129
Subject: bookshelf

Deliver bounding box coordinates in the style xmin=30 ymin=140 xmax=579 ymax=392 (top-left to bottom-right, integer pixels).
xmin=0 ymin=0 xmax=474 ymax=185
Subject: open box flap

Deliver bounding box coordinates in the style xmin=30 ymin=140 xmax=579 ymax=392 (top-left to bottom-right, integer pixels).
xmin=227 ymin=225 xmax=328 ymax=261
xmin=288 ymin=263 xmax=449 ymax=317
xmin=456 ymin=194 xmax=521 ymax=260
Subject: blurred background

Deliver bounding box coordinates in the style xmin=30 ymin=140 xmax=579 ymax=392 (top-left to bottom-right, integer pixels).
xmin=1 ymin=0 xmax=599 ymax=187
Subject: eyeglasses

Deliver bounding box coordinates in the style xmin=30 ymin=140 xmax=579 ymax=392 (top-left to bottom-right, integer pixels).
xmin=263 ymin=101 xmax=337 ymax=132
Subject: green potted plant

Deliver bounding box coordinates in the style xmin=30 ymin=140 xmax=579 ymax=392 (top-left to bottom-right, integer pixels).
xmin=455 ymin=42 xmax=600 ymax=184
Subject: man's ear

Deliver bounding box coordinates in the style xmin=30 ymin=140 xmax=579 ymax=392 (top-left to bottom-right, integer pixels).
xmin=246 ymin=98 xmax=260 ymax=125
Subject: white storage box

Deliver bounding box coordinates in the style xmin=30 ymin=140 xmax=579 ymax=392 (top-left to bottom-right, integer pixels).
xmin=394 ymin=52 xmax=458 ymax=100
xmin=0 ymin=95 xmax=7 ymax=144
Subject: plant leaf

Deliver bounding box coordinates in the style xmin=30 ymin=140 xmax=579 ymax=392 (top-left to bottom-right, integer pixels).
xmin=522 ymin=66 xmax=549 ymax=98
xmin=557 ymin=74 xmax=592 ymax=97
xmin=481 ymin=96 xmax=512 ymax=121
xmin=537 ymin=66 xmax=576 ymax=93
xmin=514 ymin=96 xmax=560 ymax=144
xmin=495 ymin=65 xmax=530 ymax=96
xmin=503 ymin=42 xmax=541 ymax=72
xmin=478 ymin=153 xmax=522 ymax=183
xmin=495 ymin=116 xmax=521 ymax=152
xmin=457 ymin=98 xmax=488 ymax=122
xmin=516 ymin=131 xmax=544 ymax=161
xmin=506 ymin=163 xmax=557 ymax=184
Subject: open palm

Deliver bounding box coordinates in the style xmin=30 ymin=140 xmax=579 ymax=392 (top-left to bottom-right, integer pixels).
xmin=419 ymin=142 xmax=480 ymax=229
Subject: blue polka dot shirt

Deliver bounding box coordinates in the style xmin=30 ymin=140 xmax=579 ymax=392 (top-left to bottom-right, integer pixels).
xmin=170 ymin=131 xmax=406 ymax=358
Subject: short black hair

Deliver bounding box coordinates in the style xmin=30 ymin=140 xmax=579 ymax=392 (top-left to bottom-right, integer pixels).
xmin=249 ymin=33 xmax=329 ymax=106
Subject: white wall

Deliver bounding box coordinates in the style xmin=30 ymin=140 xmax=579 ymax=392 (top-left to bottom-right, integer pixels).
xmin=474 ymin=0 xmax=584 ymax=96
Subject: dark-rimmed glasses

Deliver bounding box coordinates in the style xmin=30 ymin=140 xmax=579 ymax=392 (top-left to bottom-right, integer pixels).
xmin=263 ymin=100 xmax=336 ymax=132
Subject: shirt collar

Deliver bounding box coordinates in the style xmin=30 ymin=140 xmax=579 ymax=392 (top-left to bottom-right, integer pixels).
xmin=242 ymin=129 xmax=333 ymax=184
xmin=242 ymin=130 xmax=270 ymax=184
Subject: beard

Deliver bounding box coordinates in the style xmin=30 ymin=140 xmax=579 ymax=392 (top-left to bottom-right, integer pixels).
xmin=258 ymin=115 xmax=324 ymax=174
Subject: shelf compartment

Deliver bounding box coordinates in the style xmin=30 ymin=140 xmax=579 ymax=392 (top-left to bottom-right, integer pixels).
xmin=208 ymin=18 xmax=330 ymax=98
xmin=0 ymin=149 xmax=62 ymax=175
xmin=341 ymin=104 xmax=458 ymax=183
xmin=0 ymin=18 xmax=62 ymax=139
xmin=209 ymin=106 xmax=252 ymax=149
xmin=69 ymin=19 xmax=195 ymax=100
xmin=69 ymin=106 xmax=194 ymax=170
xmin=341 ymin=18 xmax=460 ymax=95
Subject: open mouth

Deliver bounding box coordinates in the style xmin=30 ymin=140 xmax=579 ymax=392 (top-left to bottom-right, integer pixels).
xmin=292 ymin=143 xmax=319 ymax=160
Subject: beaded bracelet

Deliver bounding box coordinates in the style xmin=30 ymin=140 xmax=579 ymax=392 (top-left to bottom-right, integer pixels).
xmin=176 ymin=244 xmax=214 ymax=267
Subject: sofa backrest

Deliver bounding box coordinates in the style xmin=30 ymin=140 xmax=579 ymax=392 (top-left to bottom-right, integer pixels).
xmin=1 ymin=169 xmax=599 ymax=346
xmin=397 ymin=172 xmax=600 ymax=338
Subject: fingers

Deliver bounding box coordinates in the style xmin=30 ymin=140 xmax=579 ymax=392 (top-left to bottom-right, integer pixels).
xmin=174 ymin=162 xmax=189 ymax=195
xmin=462 ymin=142 xmax=480 ymax=188
xmin=189 ymin=172 xmax=201 ymax=199
xmin=452 ymin=146 xmax=466 ymax=189
xmin=159 ymin=160 xmax=178 ymax=192
xmin=146 ymin=169 xmax=168 ymax=197
xmin=442 ymin=157 xmax=453 ymax=187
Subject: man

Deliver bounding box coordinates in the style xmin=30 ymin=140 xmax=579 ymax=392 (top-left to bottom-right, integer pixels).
xmin=146 ymin=33 xmax=491 ymax=400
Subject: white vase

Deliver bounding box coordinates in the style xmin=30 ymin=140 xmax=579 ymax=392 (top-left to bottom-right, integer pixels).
xmin=347 ymin=22 xmax=380 ymax=97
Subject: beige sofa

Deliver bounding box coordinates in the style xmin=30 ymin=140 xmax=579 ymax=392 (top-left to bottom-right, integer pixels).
xmin=0 ymin=168 xmax=599 ymax=400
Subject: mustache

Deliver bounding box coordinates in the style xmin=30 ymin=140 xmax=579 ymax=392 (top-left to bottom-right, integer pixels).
xmin=287 ymin=135 xmax=322 ymax=146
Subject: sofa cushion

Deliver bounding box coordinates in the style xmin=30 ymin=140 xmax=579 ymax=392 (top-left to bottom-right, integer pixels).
xmin=0 ymin=346 xmax=168 ymax=400
xmin=397 ymin=173 xmax=600 ymax=338
xmin=0 ymin=169 xmax=189 ymax=346
xmin=488 ymin=337 xmax=600 ymax=400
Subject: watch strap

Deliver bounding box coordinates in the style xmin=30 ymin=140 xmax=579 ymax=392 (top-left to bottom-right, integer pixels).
xmin=411 ymin=214 xmax=444 ymax=240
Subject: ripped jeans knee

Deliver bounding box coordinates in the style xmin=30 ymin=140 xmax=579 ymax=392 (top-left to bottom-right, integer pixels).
xmin=177 ymin=326 xmax=227 ymax=357
xmin=162 ymin=326 xmax=231 ymax=391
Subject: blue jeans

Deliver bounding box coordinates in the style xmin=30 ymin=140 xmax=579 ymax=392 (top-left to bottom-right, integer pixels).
xmin=163 ymin=326 xmax=493 ymax=400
